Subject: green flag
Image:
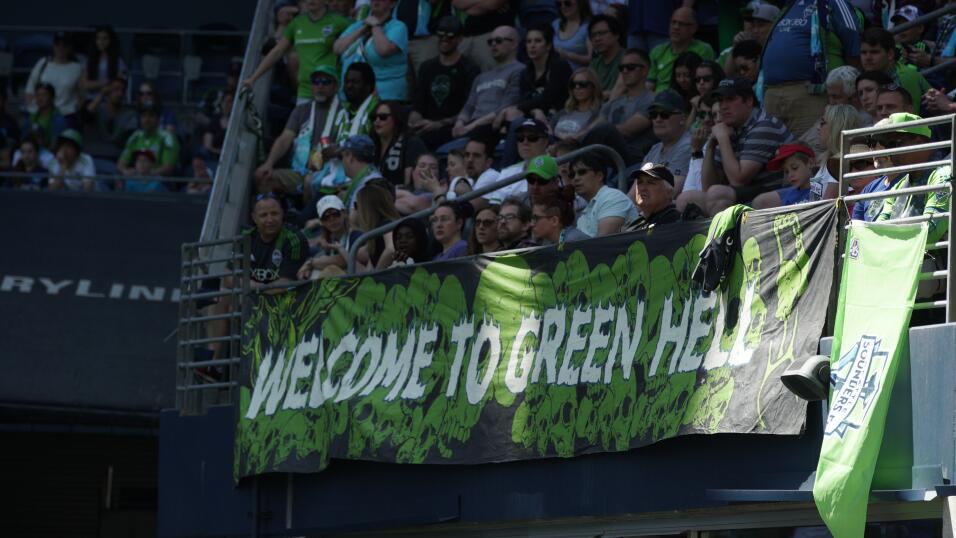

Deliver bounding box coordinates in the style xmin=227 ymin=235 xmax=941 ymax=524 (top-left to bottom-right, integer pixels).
xmin=813 ymin=220 xmax=927 ymax=536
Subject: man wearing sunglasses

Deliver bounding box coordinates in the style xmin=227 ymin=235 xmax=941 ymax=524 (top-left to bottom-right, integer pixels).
xmin=636 ymin=90 xmax=692 ymax=194
xmin=453 ymin=0 xmax=517 ymax=72
xmin=255 ymin=65 xmax=341 ymax=198
xmin=450 ymin=26 xmax=523 ymax=143
xmin=679 ymin=77 xmax=793 ymax=216
xmin=597 ymin=48 xmax=655 ymax=155
xmin=488 ymin=119 xmax=552 ymax=204
xmin=409 ymin=16 xmax=480 ymax=149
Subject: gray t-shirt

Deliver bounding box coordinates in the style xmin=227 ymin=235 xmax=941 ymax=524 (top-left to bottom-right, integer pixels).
xmin=552 ymin=109 xmax=598 ymax=139
xmin=601 ymin=91 xmax=657 ymax=160
xmin=458 ymin=60 xmax=524 ymax=123
xmin=600 ymin=91 xmax=654 ymax=126
xmin=284 ymin=100 xmax=334 ymax=148
xmin=642 ymin=130 xmax=693 ymax=178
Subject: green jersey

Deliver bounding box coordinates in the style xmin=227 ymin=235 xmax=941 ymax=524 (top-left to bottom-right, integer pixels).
xmin=649 ymin=39 xmax=715 ymax=92
xmin=283 ymin=11 xmax=352 ymax=100
xmin=890 ymin=65 xmax=932 ymax=115
xmin=119 ymin=129 xmax=181 ymax=168
xmin=876 ymin=165 xmax=952 ymax=245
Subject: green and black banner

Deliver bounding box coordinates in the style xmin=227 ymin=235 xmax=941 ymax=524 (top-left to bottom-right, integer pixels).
xmin=235 ymin=202 xmax=837 ymax=479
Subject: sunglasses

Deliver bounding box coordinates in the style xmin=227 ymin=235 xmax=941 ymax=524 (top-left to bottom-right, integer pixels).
xmin=558 ymin=0 xmax=575 ymax=6
xmin=850 ymin=160 xmax=874 ymax=172
xmin=570 ymin=167 xmax=592 ymax=178
xmin=570 ymin=80 xmax=592 ymax=89
xmin=487 ymin=37 xmax=513 ymax=46
xmin=872 ymin=134 xmax=907 ymax=146
xmin=526 ymin=174 xmax=551 ymax=185
xmin=436 ymin=32 xmax=457 ymax=40
xmin=694 ymin=75 xmax=714 ymax=83
xmin=311 ymin=77 xmax=335 ymax=86
xmin=648 ymin=110 xmax=673 ymax=120
xmin=618 ymin=63 xmax=647 ymax=72
xmin=320 ymin=209 xmax=342 ymax=221
xmin=373 ymin=112 xmax=392 ymax=121
xmin=475 ymin=217 xmax=496 ymax=228
xmin=517 ymin=134 xmax=542 ymax=143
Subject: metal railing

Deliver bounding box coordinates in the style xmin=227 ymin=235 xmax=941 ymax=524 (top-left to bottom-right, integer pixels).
xmin=199 ymin=0 xmax=272 ymax=251
xmin=345 ymin=144 xmax=627 ymax=273
xmin=176 ymin=235 xmax=250 ymax=413
xmin=837 ymin=113 xmax=956 ymax=321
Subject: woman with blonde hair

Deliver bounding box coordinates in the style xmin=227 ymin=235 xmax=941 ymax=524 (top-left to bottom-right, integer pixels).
xmin=815 ymin=103 xmax=865 ymax=198
xmin=551 ymin=67 xmax=604 ymax=142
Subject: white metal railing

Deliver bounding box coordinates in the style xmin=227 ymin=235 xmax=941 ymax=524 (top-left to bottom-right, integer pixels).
xmin=838 ymin=113 xmax=956 ymax=320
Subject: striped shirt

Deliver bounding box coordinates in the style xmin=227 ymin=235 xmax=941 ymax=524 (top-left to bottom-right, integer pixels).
xmin=713 ymin=107 xmax=794 ymax=191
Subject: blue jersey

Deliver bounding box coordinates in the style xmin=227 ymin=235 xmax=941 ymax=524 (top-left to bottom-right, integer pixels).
xmin=851 ymin=175 xmax=903 ymax=222
xmin=763 ymin=0 xmax=860 ymax=85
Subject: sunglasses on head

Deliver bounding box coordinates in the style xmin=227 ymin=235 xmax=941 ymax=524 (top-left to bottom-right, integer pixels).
xmin=487 ymin=37 xmax=513 ymax=46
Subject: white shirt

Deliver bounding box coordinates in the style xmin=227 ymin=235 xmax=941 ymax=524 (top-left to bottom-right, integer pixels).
xmin=26 ymin=58 xmax=84 ymax=115
xmin=472 ymin=167 xmax=504 ymax=203
xmin=49 ymin=153 xmax=97 ymax=191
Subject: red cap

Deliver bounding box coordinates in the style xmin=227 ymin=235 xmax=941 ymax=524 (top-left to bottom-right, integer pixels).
xmin=766 ymin=143 xmax=815 ymax=171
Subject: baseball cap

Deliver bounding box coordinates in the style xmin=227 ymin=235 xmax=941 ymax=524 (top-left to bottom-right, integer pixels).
xmin=315 ymin=194 xmax=346 ymax=218
xmin=311 ymin=64 xmax=339 ymax=84
xmin=649 ymin=89 xmax=689 ymax=115
xmin=339 ymin=135 xmax=376 ymax=161
xmin=131 ymin=148 xmax=157 ymax=162
xmin=435 ymin=15 xmax=463 ymax=35
xmin=710 ymin=77 xmax=754 ymax=100
xmin=516 ymin=118 xmax=549 ymax=137
xmin=743 ymin=2 xmax=781 ymax=22
xmin=630 ymin=162 xmax=675 ymax=185
xmin=892 ymin=5 xmax=921 ymax=23
xmin=56 ymin=128 xmax=83 ymax=150
xmin=766 ymin=143 xmax=816 ymax=171
xmin=525 ymin=155 xmax=558 ymax=181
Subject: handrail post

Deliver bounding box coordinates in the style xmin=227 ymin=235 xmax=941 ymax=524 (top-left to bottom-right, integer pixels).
xmin=947 ymin=115 xmax=956 ymax=323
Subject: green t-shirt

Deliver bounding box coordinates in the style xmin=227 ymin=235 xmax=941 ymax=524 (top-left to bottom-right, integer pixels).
xmin=649 ymin=39 xmax=715 ymax=92
xmin=589 ymin=48 xmax=624 ymax=93
xmin=119 ymin=129 xmax=181 ymax=168
xmin=877 ymin=165 xmax=953 ymax=245
xmin=891 ymin=64 xmax=932 ymax=115
xmin=283 ymin=11 xmax=352 ymax=100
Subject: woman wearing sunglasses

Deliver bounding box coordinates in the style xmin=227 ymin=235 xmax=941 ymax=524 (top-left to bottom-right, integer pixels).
xmin=468 ymin=205 xmax=502 ymax=255
xmin=687 ymin=60 xmax=724 ymax=130
xmin=370 ymin=100 xmax=428 ymax=188
xmin=552 ymin=68 xmax=604 ymax=142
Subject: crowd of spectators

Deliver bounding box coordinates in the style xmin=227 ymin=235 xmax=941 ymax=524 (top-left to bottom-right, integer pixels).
xmin=190 ymin=0 xmax=956 ymax=286
xmin=0 ymin=25 xmax=234 ymax=193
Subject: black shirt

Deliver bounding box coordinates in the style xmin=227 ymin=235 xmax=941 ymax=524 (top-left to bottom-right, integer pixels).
xmin=246 ymin=225 xmax=309 ymax=284
xmin=516 ymin=53 xmax=572 ymax=115
xmin=414 ymin=55 xmax=481 ymax=121
xmin=626 ymin=204 xmax=684 ymax=232
xmin=378 ymin=134 xmax=428 ymax=186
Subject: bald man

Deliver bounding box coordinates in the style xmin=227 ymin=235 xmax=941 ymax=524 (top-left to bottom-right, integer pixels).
xmin=647 ymin=7 xmax=715 ymax=92
xmin=452 ymin=25 xmax=524 ymax=139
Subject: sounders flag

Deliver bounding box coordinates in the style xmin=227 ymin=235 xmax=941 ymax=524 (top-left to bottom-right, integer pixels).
xmin=813 ymin=221 xmax=927 ymax=536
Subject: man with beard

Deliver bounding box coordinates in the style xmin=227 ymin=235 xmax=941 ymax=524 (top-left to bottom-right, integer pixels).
xmin=408 ymin=16 xmax=480 ymax=149
xmin=254 ymin=65 xmax=344 ymax=197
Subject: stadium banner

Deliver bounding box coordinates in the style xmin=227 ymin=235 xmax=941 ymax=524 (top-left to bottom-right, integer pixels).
xmin=814 ymin=221 xmax=926 ymax=537
xmin=235 ymin=201 xmax=837 ymax=479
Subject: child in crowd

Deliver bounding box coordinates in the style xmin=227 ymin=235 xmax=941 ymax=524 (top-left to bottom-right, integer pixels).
xmin=123 ymin=149 xmax=166 ymax=193
xmin=445 ymin=149 xmax=473 ymax=200
xmin=752 ymin=144 xmax=821 ymax=209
